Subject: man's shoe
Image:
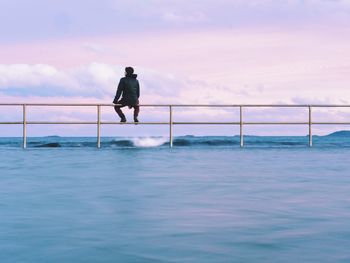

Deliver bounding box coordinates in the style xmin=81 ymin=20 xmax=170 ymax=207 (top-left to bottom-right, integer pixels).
xmin=134 ymin=117 xmax=139 ymax=123
xmin=120 ymin=117 xmax=127 ymax=123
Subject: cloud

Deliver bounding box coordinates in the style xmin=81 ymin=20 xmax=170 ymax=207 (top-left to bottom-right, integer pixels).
xmin=83 ymin=43 xmax=109 ymax=54
xmin=0 ymin=62 xmax=258 ymax=105
xmin=0 ymin=63 xmax=188 ymax=100
xmin=161 ymin=11 xmax=206 ymax=23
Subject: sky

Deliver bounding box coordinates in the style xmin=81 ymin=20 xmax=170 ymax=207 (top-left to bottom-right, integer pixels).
xmin=1 ymin=0 xmax=350 ymax=136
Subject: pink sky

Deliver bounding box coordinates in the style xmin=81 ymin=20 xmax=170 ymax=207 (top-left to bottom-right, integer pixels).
xmin=1 ymin=0 xmax=350 ymax=136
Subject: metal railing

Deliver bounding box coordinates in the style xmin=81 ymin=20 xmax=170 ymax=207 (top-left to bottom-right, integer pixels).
xmin=0 ymin=103 xmax=350 ymax=148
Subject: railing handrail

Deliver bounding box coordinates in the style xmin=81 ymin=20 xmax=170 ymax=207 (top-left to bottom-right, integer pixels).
xmin=0 ymin=103 xmax=349 ymax=149
xmin=1 ymin=103 xmax=350 ymax=107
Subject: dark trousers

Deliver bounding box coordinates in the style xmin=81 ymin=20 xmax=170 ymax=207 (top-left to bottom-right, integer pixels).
xmin=114 ymin=105 xmax=140 ymax=118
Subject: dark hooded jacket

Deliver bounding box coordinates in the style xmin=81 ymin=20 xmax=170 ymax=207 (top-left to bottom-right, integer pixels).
xmin=113 ymin=74 xmax=140 ymax=106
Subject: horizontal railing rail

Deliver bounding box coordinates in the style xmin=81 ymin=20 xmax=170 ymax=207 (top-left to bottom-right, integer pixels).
xmin=0 ymin=103 xmax=349 ymax=148
xmin=1 ymin=103 xmax=350 ymax=107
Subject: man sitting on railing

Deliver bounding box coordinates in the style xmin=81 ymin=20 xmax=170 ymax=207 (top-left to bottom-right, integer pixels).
xmin=113 ymin=67 xmax=140 ymax=123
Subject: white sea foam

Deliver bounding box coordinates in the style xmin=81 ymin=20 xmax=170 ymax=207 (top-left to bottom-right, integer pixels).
xmin=131 ymin=137 xmax=168 ymax=147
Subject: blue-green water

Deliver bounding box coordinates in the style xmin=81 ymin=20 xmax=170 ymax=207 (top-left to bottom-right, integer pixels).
xmin=1 ymin=135 xmax=350 ymax=262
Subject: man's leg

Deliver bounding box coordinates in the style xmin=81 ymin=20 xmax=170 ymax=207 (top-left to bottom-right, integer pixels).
xmin=114 ymin=105 xmax=126 ymax=122
xmin=133 ymin=106 xmax=140 ymax=122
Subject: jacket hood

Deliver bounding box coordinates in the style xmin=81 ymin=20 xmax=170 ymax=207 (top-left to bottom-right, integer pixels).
xmin=126 ymin=74 xmax=137 ymax=79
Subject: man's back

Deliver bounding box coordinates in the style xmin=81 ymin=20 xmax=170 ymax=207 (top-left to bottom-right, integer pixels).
xmin=115 ymin=74 xmax=140 ymax=106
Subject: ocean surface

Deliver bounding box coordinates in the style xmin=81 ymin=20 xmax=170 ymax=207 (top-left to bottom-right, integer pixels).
xmin=1 ymin=132 xmax=350 ymax=262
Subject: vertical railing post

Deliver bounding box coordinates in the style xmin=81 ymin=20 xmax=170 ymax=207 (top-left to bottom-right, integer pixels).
xmin=169 ymin=106 xmax=173 ymax=148
xmin=23 ymin=104 xmax=27 ymax=149
xmin=308 ymin=106 xmax=312 ymax=147
xmin=97 ymin=105 xmax=101 ymax=148
xmin=240 ymin=106 xmax=244 ymax=147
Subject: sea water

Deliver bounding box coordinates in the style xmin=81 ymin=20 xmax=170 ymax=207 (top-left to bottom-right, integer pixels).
xmin=1 ymin=134 xmax=350 ymax=262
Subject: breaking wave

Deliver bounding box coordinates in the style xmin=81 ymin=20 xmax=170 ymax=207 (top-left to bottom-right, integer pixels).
xmin=131 ymin=137 xmax=169 ymax=147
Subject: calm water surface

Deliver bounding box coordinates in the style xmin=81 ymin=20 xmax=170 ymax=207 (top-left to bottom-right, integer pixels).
xmin=1 ymin=143 xmax=350 ymax=262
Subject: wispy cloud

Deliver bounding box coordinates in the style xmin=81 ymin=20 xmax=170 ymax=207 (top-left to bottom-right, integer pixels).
xmin=83 ymin=43 xmax=109 ymax=54
xmin=161 ymin=11 xmax=206 ymax=23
